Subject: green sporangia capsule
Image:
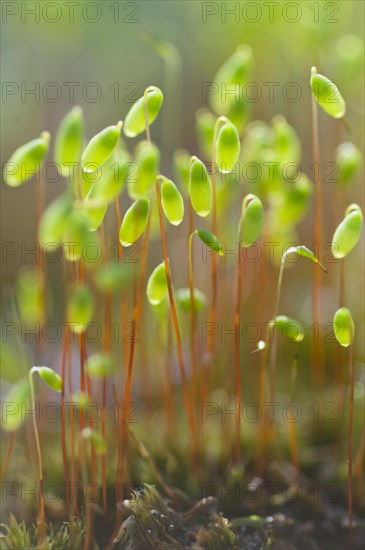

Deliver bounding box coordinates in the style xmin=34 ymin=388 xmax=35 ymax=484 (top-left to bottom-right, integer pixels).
xmin=35 ymin=367 xmax=62 ymax=392
xmin=209 ymin=45 xmax=253 ymax=116
xmin=88 ymin=149 xmax=131 ymax=204
xmin=332 ymin=204 xmax=363 ymax=258
xmin=81 ymin=122 xmax=122 ymax=172
xmin=276 ymin=174 xmax=313 ymax=226
xmin=128 ymin=141 xmax=160 ymax=198
xmin=119 ymin=197 xmax=150 ymax=247
xmin=95 ymin=262 xmax=132 ymax=293
xmin=216 ymin=121 xmax=241 ymax=172
xmin=240 ymin=194 xmax=264 ymax=247
xmin=272 ymin=115 xmax=301 ymax=165
xmin=310 ymin=67 xmax=346 ymax=118
xmin=335 ymin=142 xmax=362 ymax=185
xmin=67 ymin=284 xmax=94 ymax=334
xmin=333 ymin=307 xmax=354 ymax=347
xmin=62 ymin=208 xmax=96 ymax=262
xmin=81 ymin=427 xmax=105 ymax=454
xmin=123 ymin=86 xmax=164 ymax=138
xmin=3 ymin=131 xmax=50 ymax=187
xmin=160 ymin=176 xmax=184 ymax=226
xmin=86 ymin=353 xmax=115 ymax=378
xmin=16 ymin=267 xmax=45 ymax=324
xmin=39 ymin=194 xmax=73 ymax=247
xmin=146 ymin=261 xmax=168 ymax=305
xmin=83 ymin=194 xmax=107 ymax=232
xmin=196 ymin=229 xmax=223 ymax=255
xmin=175 ymin=288 xmax=207 ymax=313
xmin=271 ymin=315 xmax=304 ymax=342
xmin=54 ymin=106 xmax=84 ymax=177
xmin=188 ymin=156 xmax=212 ymax=217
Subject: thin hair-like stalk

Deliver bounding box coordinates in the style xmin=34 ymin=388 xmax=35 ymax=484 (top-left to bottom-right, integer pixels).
xmin=188 ymin=230 xmax=198 ymax=403
xmin=348 ymin=342 xmax=355 ymax=548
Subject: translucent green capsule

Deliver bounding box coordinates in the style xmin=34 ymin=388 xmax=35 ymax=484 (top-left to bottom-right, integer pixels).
xmin=95 ymin=262 xmax=132 ymax=293
xmin=196 ymin=229 xmax=223 ymax=255
xmin=310 ymin=67 xmax=346 ymax=118
xmin=86 ymin=353 xmax=115 ymax=378
xmin=332 ymin=204 xmax=363 ymax=258
xmin=62 ymin=208 xmax=93 ymax=262
xmin=123 ymin=86 xmax=164 ymax=138
xmin=119 ymin=197 xmax=150 ymax=247
xmin=128 ymin=141 xmax=160 ymax=198
xmin=83 ymin=194 xmax=107 ymax=232
xmin=277 ymin=174 xmax=313 ymax=226
xmin=89 ymin=150 xmax=131 ymax=204
xmin=333 ymin=307 xmax=354 ymax=347
xmin=175 ymin=287 xmax=207 ymax=313
xmin=272 ymin=315 xmax=304 ymax=342
xmin=160 ymin=176 xmax=184 ymax=226
xmin=335 ymin=142 xmax=362 ymax=185
xmin=54 ymin=107 xmax=84 ymax=177
xmin=210 ymin=45 xmax=253 ymax=116
xmin=2 ymin=379 xmax=30 ymax=432
xmin=16 ymin=267 xmax=45 ymax=324
xmin=147 ymin=262 xmax=168 ymax=305
xmin=39 ymin=194 xmax=73 ymax=247
xmin=283 ymin=245 xmax=324 ymax=268
xmin=216 ymin=121 xmax=241 ymax=172
xmin=195 ymin=108 xmax=216 ymax=159
xmin=35 ymin=366 xmax=62 ymax=392
xmin=67 ymin=284 xmax=94 ymax=334
xmin=81 ymin=122 xmax=122 ymax=172
xmin=240 ymin=194 xmax=264 ymax=248
xmin=272 ymin=115 xmax=301 ymax=164
xmin=3 ymin=131 xmax=50 ymax=187
xmin=189 ymin=157 xmax=212 ymax=217
xmin=173 ymin=149 xmax=190 ymax=194
xmin=226 ymin=99 xmax=249 ymax=135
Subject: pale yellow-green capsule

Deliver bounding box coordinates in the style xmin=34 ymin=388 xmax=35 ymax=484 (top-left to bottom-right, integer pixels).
xmin=272 ymin=115 xmax=301 ymax=165
xmin=146 ymin=262 xmax=168 ymax=305
xmin=39 ymin=194 xmax=73 ymax=247
xmin=128 ymin=141 xmax=160 ymax=198
xmin=54 ymin=107 xmax=84 ymax=177
xmin=3 ymin=131 xmax=50 ymax=187
xmin=188 ymin=156 xmax=212 ymax=217
xmin=81 ymin=122 xmax=122 ymax=172
xmin=160 ymin=176 xmax=184 ymax=226
xmin=335 ymin=142 xmax=362 ymax=185
xmin=216 ymin=121 xmax=241 ymax=172
xmin=83 ymin=194 xmax=107 ymax=232
xmin=310 ymin=67 xmax=346 ymax=118
xmin=332 ymin=204 xmax=363 ymax=258
xmin=240 ymin=194 xmax=264 ymax=248
xmin=86 ymin=353 xmax=115 ymax=378
xmin=333 ymin=307 xmax=354 ymax=347
xmin=119 ymin=197 xmax=150 ymax=247
xmin=35 ymin=366 xmax=63 ymax=392
xmin=272 ymin=315 xmax=304 ymax=342
xmin=123 ymin=86 xmax=164 ymax=138
xmin=195 ymin=108 xmax=216 ymax=159
xmin=67 ymin=284 xmax=94 ymax=334
xmin=175 ymin=288 xmax=207 ymax=313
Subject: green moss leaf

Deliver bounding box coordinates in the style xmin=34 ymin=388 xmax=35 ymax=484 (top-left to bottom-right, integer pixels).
xmin=147 ymin=262 xmax=168 ymax=305
xmin=81 ymin=122 xmax=122 ymax=172
xmin=333 ymin=307 xmax=354 ymax=347
xmin=189 ymin=157 xmax=212 ymax=217
xmin=3 ymin=131 xmax=50 ymax=187
xmin=160 ymin=176 xmax=184 ymax=226
xmin=196 ymin=229 xmax=223 ymax=255
xmin=123 ymin=86 xmax=163 ymax=138
xmin=310 ymin=67 xmax=346 ymax=118
xmin=54 ymin=107 xmax=84 ymax=177
xmin=332 ymin=204 xmax=363 ymax=258
xmin=119 ymin=197 xmax=150 ymax=247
